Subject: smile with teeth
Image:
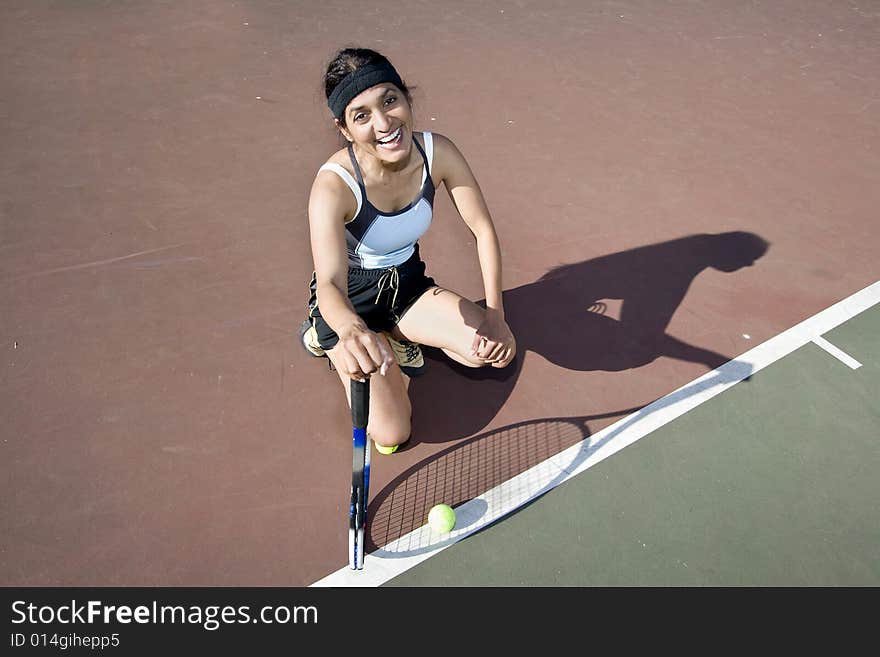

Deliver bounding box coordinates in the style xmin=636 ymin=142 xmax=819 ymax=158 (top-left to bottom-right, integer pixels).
xmin=377 ymin=127 xmax=402 ymax=148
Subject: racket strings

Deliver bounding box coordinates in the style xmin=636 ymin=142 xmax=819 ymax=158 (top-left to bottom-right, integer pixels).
xmin=369 ymin=419 xmax=589 ymax=549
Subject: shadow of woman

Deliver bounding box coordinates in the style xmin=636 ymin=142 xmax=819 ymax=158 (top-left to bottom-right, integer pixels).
xmin=408 ymin=230 xmax=769 ymax=445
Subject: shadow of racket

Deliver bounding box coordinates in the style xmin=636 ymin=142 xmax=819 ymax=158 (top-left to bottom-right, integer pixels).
xmin=366 ymin=410 xmax=628 ymax=557
xmin=366 ymin=358 xmax=754 ymax=560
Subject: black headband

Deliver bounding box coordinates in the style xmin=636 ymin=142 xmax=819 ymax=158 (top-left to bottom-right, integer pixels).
xmin=327 ymin=62 xmax=405 ymax=120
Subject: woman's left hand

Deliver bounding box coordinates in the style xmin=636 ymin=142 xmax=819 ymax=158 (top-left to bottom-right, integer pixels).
xmin=471 ymin=309 xmax=516 ymax=368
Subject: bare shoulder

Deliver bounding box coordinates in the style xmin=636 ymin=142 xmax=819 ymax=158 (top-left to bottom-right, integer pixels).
xmin=309 ymin=147 xmax=358 ymax=222
xmin=426 ymin=132 xmax=474 ymax=184
xmin=427 ymin=132 xmax=459 ymax=158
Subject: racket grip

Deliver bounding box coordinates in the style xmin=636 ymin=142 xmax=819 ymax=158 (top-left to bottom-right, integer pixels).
xmin=350 ymin=378 xmax=370 ymax=430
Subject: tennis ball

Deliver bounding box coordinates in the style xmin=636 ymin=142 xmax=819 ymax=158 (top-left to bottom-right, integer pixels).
xmin=374 ymin=443 xmax=398 ymax=455
xmin=427 ymin=504 xmax=456 ymax=533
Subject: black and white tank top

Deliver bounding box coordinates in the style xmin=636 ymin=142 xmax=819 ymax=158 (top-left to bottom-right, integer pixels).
xmin=318 ymin=132 xmax=435 ymax=268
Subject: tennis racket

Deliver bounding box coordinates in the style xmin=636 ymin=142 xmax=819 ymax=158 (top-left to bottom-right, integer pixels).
xmin=348 ymin=377 xmax=371 ymax=570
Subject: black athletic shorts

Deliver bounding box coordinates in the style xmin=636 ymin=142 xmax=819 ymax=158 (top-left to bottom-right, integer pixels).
xmin=306 ymin=245 xmax=436 ymax=351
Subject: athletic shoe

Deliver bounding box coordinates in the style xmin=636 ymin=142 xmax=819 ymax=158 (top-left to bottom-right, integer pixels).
xmin=299 ymin=319 xmax=325 ymax=358
xmin=384 ymin=333 xmax=427 ymax=377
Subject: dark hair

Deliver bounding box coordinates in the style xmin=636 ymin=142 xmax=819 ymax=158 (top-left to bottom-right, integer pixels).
xmin=324 ymin=48 xmax=412 ymax=119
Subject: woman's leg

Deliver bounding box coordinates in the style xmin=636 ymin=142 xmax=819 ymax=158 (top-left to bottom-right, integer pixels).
xmin=325 ymin=332 xmax=412 ymax=449
xmin=393 ymin=286 xmax=502 ymax=368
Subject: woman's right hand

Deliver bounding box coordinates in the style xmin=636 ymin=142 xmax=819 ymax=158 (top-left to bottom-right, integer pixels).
xmin=332 ymin=322 xmax=396 ymax=382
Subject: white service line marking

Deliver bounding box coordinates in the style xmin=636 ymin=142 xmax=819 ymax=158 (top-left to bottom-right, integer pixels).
xmin=310 ymin=280 xmax=880 ymax=587
xmin=812 ymin=336 xmax=863 ymax=369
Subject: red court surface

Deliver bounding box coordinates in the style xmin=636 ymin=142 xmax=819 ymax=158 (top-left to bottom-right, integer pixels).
xmin=1 ymin=1 xmax=878 ymax=586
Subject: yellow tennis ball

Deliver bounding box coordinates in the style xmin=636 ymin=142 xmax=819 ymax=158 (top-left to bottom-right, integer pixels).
xmin=428 ymin=504 xmax=456 ymax=533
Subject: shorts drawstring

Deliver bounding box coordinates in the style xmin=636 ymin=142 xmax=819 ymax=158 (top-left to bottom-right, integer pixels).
xmin=305 ymin=247 xmax=436 ymax=350
xmin=374 ymin=266 xmax=400 ymax=318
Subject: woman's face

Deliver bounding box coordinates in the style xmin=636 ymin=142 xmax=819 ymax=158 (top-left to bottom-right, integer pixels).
xmin=337 ymin=83 xmax=413 ymax=165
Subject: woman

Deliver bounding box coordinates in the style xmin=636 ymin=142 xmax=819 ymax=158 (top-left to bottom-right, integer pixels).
xmin=300 ymin=47 xmax=515 ymax=454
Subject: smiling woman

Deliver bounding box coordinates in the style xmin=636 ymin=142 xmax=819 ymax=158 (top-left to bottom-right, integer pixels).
xmin=298 ymin=47 xmax=516 ymax=454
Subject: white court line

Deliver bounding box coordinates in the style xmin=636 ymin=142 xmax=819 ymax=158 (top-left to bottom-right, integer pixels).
xmin=311 ymin=280 xmax=880 ymax=587
xmin=812 ymin=336 xmax=863 ymax=369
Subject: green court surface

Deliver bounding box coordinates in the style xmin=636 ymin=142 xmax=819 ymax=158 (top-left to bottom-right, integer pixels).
xmin=385 ymin=305 xmax=879 ymax=586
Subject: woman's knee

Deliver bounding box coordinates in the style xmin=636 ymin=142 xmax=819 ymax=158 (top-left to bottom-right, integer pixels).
xmin=369 ymin=416 xmax=411 ymax=447
xmin=366 ymin=392 xmax=411 ymax=446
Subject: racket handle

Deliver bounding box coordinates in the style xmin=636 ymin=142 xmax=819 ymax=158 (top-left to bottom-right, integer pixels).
xmin=351 ymin=378 xmax=370 ymax=429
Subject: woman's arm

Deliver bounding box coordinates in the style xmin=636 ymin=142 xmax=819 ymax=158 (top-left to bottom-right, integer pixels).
xmin=308 ymin=170 xmax=394 ymax=379
xmin=432 ymin=134 xmax=515 ymax=365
